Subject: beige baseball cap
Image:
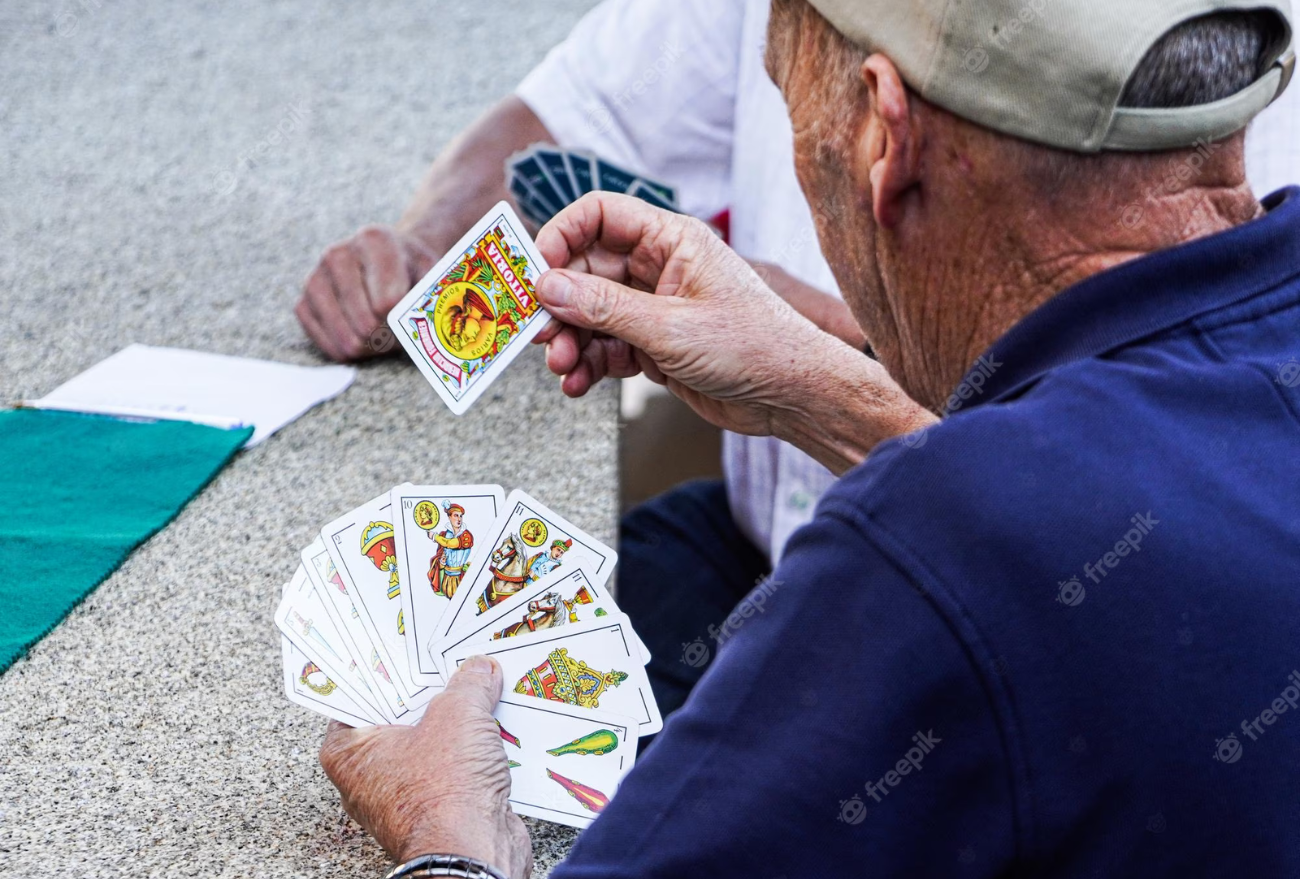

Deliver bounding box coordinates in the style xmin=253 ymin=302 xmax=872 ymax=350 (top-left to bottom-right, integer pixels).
xmin=805 ymin=0 xmax=1295 ymax=152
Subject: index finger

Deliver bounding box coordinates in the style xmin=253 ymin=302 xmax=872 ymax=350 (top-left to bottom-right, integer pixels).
xmin=537 ymin=192 xmax=681 ymax=291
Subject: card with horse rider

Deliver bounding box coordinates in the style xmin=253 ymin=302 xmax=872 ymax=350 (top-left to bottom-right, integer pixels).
xmin=443 ymin=617 xmax=662 ymax=737
xmin=431 ymin=489 xmax=619 ymax=644
xmin=320 ymin=487 xmax=442 ymax=716
xmin=429 ymin=568 xmax=650 ymax=676
xmin=391 ymin=484 xmax=506 ymax=689
xmin=387 ymin=202 xmax=552 ymax=416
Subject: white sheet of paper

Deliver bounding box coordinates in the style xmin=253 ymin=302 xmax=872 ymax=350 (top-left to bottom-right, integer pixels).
xmin=29 ymin=344 xmax=355 ymax=446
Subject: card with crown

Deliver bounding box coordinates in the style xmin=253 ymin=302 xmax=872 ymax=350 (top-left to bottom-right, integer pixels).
xmin=276 ymin=564 xmax=387 ymax=724
xmin=432 ymin=490 xmax=619 ymax=645
xmin=429 ymin=569 xmax=650 ymax=673
xmin=386 ymin=201 xmax=552 ymax=416
xmin=391 ymin=484 xmax=506 ymax=689
xmin=442 ymin=617 xmax=662 ymax=737
xmin=281 ymin=636 xmax=379 ymax=728
xmin=320 ymin=488 xmax=442 ymax=718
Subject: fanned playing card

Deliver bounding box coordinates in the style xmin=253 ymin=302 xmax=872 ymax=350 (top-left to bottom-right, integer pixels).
xmin=391 ymin=484 xmax=506 ymax=688
xmin=302 ymin=536 xmax=411 ymax=723
xmin=321 ymin=489 xmax=442 ymax=716
xmin=429 ymin=568 xmax=650 ymax=671
xmin=493 ymin=694 xmax=638 ymax=829
xmin=276 ymin=564 xmax=387 ymax=723
xmin=432 ymin=489 xmax=619 ymax=643
xmin=282 ymin=636 xmax=378 ymax=728
xmin=443 ymin=617 xmax=662 ymax=737
xmin=387 ymin=202 xmax=551 ymax=415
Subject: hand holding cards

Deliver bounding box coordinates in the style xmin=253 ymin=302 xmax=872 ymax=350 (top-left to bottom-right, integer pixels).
xmin=275 ymin=485 xmax=656 ymax=828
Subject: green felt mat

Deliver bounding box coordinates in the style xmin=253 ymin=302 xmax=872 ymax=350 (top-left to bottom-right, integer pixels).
xmin=0 ymin=409 xmax=251 ymax=673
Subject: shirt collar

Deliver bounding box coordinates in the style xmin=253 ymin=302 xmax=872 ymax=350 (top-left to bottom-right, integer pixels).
xmin=953 ymin=186 xmax=1300 ymax=410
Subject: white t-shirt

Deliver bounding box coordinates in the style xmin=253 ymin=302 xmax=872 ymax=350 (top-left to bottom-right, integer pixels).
xmin=517 ymin=0 xmax=1300 ymax=563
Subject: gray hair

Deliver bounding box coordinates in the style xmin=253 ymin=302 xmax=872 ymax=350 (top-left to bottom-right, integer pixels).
xmin=1121 ymin=11 xmax=1286 ymax=108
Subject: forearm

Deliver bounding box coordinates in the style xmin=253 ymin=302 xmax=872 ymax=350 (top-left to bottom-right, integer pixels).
xmin=773 ymin=340 xmax=937 ymax=476
xmin=398 ymin=95 xmax=554 ymax=254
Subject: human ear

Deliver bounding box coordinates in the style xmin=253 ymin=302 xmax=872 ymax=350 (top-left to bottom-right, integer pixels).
xmin=860 ymin=54 xmax=920 ymax=229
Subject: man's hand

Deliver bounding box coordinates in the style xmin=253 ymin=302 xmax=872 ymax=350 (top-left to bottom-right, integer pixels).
xmin=532 ymin=193 xmax=934 ymax=474
xmin=746 ymin=260 xmax=868 ymax=351
xmin=319 ymin=657 xmax=532 ymax=878
xmin=296 ymin=225 xmax=436 ymax=362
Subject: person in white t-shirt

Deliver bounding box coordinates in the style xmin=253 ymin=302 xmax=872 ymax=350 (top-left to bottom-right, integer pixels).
xmin=295 ymin=0 xmax=1298 ymax=718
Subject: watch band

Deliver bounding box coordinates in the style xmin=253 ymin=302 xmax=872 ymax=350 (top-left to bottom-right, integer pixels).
xmin=384 ymin=854 xmax=509 ymax=879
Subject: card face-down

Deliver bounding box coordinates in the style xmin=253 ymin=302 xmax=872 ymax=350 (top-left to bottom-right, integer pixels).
xmin=535 ymin=147 xmax=578 ymax=203
xmin=444 ymin=618 xmax=662 ymax=737
xmin=493 ymin=694 xmax=638 ymax=829
xmin=433 ymin=489 xmax=619 ymax=642
xmin=387 ymin=202 xmax=552 ymax=415
xmin=431 ymin=568 xmax=650 ymax=671
xmin=392 ymin=484 xmax=506 ymax=688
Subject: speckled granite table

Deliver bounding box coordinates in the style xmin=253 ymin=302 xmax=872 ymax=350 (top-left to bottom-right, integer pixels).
xmin=0 ymin=2 xmax=610 ymax=875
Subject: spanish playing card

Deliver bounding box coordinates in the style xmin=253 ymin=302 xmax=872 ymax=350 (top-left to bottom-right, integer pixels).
xmin=391 ymin=483 xmax=506 ymax=688
xmin=387 ymin=202 xmax=551 ymax=415
xmin=432 ymin=489 xmax=619 ymax=643
xmin=443 ymin=617 xmax=662 ymax=737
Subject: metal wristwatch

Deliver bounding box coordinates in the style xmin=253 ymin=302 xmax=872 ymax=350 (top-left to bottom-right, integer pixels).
xmin=383 ymin=854 xmax=509 ymax=879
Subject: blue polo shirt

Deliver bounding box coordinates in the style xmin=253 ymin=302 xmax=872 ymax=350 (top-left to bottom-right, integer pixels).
xmin=554 ymin=188 xmax=1300 ymax=878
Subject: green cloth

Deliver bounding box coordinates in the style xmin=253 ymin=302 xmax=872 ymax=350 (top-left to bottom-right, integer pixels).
xmin=0 ymin=409 xmax=251 ymax=673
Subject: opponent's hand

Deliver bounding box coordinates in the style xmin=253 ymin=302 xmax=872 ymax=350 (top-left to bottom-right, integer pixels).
xmin=319 ymin=657 xmax=532 ymax=877
xmin=296 ymin=225 xmax=437 ymax=362
xmin=531 ymin=193 xmax=861 ymax=437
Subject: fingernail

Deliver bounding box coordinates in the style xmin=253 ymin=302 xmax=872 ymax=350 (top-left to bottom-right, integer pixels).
xmin=539 ymin=272 xmax=572 ymax=306
xmin=462 ymin=655 xmax=495 ymax=675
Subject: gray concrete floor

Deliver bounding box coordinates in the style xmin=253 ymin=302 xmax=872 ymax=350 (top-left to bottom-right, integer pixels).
xmin=0 ymin=2 xmax=612 ymax=876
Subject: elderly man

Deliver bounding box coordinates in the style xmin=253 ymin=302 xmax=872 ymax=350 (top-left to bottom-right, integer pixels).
xmin=320 ymin=1 xmax=1300 ymax=876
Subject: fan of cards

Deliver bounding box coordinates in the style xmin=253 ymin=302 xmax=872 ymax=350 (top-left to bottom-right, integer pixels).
xmin=275 ymin=484 xmax=659 ymax=829
xmin=506 ymin=144 xmax=680 ymax=228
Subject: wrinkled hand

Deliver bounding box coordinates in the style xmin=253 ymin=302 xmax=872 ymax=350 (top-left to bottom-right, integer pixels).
xmin=297 ymin=225 xmax=437 ymax=362
xmin=532 ymin=193 xmax=847 ymax=437
xmin=319 ymin=657 xmax=532 ymax=877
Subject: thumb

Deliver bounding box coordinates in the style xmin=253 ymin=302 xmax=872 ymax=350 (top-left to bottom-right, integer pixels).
xmin=537 ymin=269 xmax=670 ymax=353
xmin=435 ymin=654 xmax=504 ymax=718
